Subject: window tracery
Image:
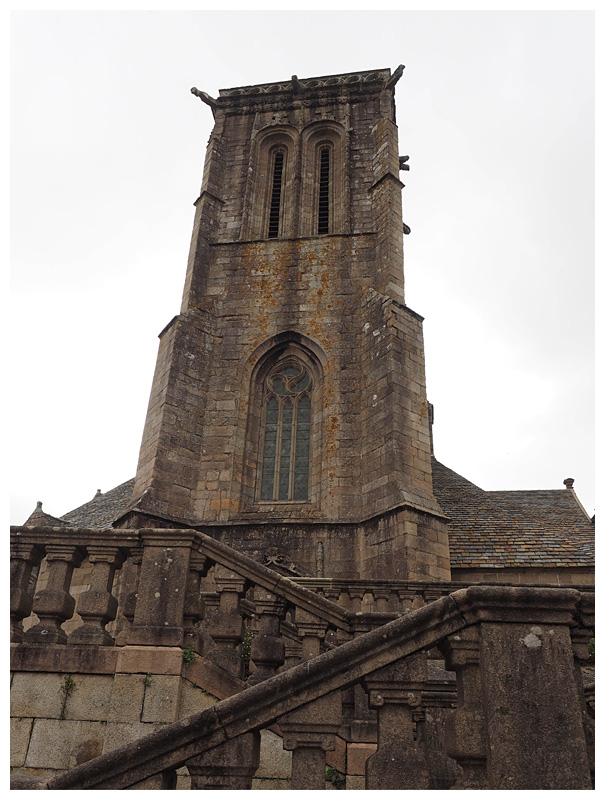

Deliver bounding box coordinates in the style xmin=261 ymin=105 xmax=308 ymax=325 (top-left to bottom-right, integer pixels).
xmin=259 ymin=360 xmax=312 ymax=502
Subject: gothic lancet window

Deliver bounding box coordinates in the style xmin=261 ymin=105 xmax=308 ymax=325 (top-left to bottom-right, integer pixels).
xmin=267 ymin=149 xmax=285 ymax=238
xmin=317 ymin=146 xmax=330 ymax=234
xmin=259 ymin=361 xmax=312 ymax=501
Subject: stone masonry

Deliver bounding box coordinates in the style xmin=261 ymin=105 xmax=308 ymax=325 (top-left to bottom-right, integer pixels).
xmin=121 ymin=68 xmax=450 ymax=582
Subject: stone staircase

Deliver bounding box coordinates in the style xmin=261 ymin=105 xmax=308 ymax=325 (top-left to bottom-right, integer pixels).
xmin=10 ymin=525 xmax=594 ymax=789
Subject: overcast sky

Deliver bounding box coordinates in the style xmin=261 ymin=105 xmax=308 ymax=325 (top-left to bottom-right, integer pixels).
xmin=10 ymin=10 xmax=595 ymax=525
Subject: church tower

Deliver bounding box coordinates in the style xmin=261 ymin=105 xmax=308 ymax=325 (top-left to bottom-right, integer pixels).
xmin=122 ymin=67 xmax=451 ymax=582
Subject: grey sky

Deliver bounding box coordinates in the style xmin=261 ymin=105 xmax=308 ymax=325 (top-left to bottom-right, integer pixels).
xmin=10 ymin=10 xmax=595 ymax=524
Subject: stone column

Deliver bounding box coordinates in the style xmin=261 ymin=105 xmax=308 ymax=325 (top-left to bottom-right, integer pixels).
xmin=247 ymin=589 xmax=286 ymax=685
xmin=206 ymin=565 xmax=248 ymax=677
xmin=68 ymin=545 xmax=124 ymax=645
xmin=362 ymin=652 xmax=429 ymax=789
xmin=186 ymin=732 xmax=260 ymax=790
xmin=23 ymin=544 xmax=84 ymax=644
xmin=438 ymin=626 xmax=487 ymax=789
xmin=10 ymin=541 xmax=43 ymax=642
xmin=127 ymin=531 xmax=195 ymax=647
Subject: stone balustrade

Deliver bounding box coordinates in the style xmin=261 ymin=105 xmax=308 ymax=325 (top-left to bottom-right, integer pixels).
xmin=9 ymin=583 xmax=594 ymax=790
xmin=10 ymin=527 xmax=594 ymax=790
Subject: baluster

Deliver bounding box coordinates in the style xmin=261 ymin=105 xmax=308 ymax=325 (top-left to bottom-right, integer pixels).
xmin=182 ymin=553 xmax=208 ymax=654
xmin=397 ymin=588 xmax=416 ymax=612
xmin=322 ymin=587 xmax=341 ymax=604
xmin=114 ymin=547 xmax=143 ymax=645
xmin=279 ymin=609 xmax=342 ymax=789
xmin=23 ymin=544 xmax=84 ymax=644
xmin=362 ymin=652 xmax=430 ymax=789
xmin=68 ymin=545 xmax=124 ymax=645
xmin=347 ymin=587 xmax=365 ymax=612
xmin=206 ymin=565 xmax=247 ymax=676
xmin=438 ymin=626 xmax=488 ymax=789
xmin=372 ymin=587 xmax=390 ymax=612
xmin=247 ymin=588 xmax=286 ymax=685
xmin=186 ymin=732 xmax=261 ymax=790
xmin=10 ymin=541 xmax=44 ymax=642
xmin=423 ymin=587 xmax=447 ymax=605
xmin=283 ymin=635 xmax=303 ymax=668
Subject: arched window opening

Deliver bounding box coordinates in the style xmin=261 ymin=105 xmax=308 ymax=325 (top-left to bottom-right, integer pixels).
xmin=317 ymin=147 xmax=330 ymax=234
xmin=259 ymin=361 xmax=312 ymax=501
xmin=267 ymin=149 xmax=285 ymax=238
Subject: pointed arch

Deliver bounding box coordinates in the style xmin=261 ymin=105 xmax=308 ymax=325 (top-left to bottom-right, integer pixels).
xmin=240 ymin=333 xmax=325 ymax=511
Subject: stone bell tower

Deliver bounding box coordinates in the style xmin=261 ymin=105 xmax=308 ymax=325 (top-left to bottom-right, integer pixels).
xmin=121 ymin=67 xmax=451 ymax=582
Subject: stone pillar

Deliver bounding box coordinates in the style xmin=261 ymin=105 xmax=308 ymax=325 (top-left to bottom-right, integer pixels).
xmin=68 ymin=545 xmax=124 ymax=645
xmin=570 ymin=592 xmax=595 ymax=787
xmin=279 ymin=608 xmax=341 ymax=789
xmin=186 ymin=732 xmax=260 ymax=790
xmin=438 ymin=626 xmax=487 ymax=789
xmin=10 ymin=541 xmax=43 ymax=642
xmin=182 ymin=553 xmax=208 ymax=654
xmin=247 ymin=588 xmax=286 ymax=685
xmin=279 ymin=692 xmax=342 ymax=790
xmin=23 ymin=544 xmax=84 ymax=644
xmin=362 ymin=652 xmax=429 ymax=789
xmin=206 ymin=565 xmax=247 ymax=677
xmin=451 ymin=585 xmax=593 ymax=789
xmin=127 ymin=531 xmax=194 ymax=647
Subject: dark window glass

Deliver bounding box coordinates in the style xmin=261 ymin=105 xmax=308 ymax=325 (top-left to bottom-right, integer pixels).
xmin=260 ymin=362 xmax=311 ymax=501
xmin=268 ymin=150 xmax=284 ymax=238
xmin=318 ymin=147 xmax=330 ymax=234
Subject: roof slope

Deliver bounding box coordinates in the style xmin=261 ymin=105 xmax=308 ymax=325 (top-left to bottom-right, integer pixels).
xmin=60 ymin=479 xmax=136 ymax=528
xmin=431 ymin=458 xmax=594 ymax=568
xmin=48 ymin=464 xmax=594 ymax=571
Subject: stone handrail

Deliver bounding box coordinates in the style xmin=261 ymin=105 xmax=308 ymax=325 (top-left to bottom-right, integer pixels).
xmin=15 ymin=584 xmax=591 ymax=790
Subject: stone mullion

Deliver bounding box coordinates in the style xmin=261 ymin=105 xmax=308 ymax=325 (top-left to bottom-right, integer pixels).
xmin=23 ymin=545 xmax=84 ymax=644
xmin=362 ymin=652 xmax=430 ymax=789
xmin=68 ymin=546 xmax=124 ymax=645
xmin=438 ymin=626 xmax=488 ymax=789
xmin=247 ymin=588 xmax=286 ymax=685
xmin=10 ymin=542 xmax=44 ymax=642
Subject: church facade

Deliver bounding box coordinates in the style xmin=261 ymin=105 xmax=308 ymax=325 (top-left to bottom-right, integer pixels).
xmin=11 ymin=68 xmax=594 ymax=789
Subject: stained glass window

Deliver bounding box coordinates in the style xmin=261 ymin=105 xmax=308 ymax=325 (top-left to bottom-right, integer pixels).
xmin=259 ymin=361 xmax=312 ymax=501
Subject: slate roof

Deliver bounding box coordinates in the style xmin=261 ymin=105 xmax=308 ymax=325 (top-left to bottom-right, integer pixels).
xmin=35 ymin=464 xmax=594 ymax=571
xmin=431 ymin=458 xmax=594 ymax=568
xmin=60 ymin=479 xmax=136 ymax=528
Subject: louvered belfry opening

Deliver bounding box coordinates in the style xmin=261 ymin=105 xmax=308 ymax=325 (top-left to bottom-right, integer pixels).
xmin=267 ymin=149 xmax=285 ymax=238
xmin=317 ymin=147 xmax=330 ymax=234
